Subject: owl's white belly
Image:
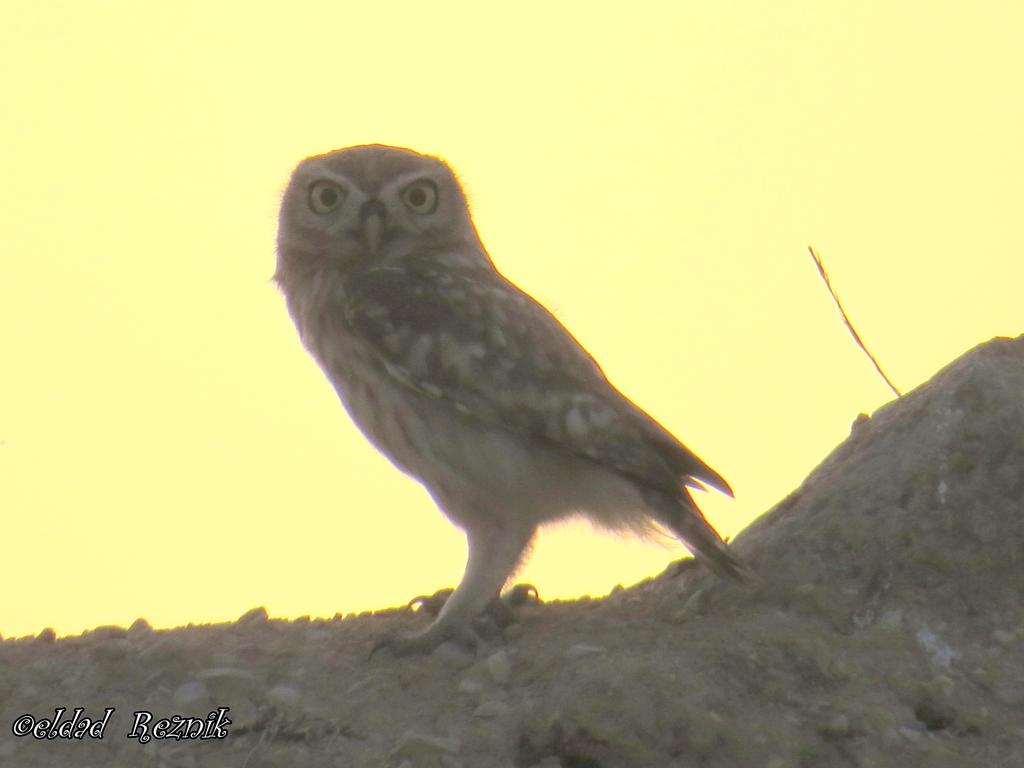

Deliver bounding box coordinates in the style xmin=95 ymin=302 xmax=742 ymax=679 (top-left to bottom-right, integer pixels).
xmin=325 ymin=343 xmax=649 ymax=535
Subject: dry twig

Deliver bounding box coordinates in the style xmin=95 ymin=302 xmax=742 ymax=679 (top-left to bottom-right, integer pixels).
xmin=808 ymin=245 xmax=901 ymax=397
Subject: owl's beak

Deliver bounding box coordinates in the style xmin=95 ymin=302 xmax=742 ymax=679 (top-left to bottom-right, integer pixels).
xmin=359 ymin=199 xmax=387 ymax=255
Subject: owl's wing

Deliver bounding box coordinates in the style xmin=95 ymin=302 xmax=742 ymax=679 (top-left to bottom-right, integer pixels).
xmin=340 ymin=256 xmax=731 ymax=497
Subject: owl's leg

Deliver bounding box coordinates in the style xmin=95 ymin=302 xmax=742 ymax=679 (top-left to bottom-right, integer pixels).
xmin=381 ymin=523 xmax=535 ymax=657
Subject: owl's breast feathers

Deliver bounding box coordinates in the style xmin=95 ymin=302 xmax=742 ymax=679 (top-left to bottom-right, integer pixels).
xmin=337 ymin=254 xmax=731 ymax=499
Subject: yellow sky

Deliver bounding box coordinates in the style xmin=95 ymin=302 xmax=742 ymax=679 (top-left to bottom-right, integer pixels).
xmin=1 ymin=2 xmax=1020 ymax=638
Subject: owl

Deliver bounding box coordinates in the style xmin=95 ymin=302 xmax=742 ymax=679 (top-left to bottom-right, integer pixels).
xmin=274 ymin=144 xmax=748 ymax=655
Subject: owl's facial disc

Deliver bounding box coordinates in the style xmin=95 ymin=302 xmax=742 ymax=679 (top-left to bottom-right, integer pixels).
xmin=359 ymin=199 xmax=387 ymax=255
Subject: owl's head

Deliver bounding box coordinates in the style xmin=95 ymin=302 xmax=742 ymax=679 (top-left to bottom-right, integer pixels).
xmin=275 ymin=144 xmax=482 ymax=286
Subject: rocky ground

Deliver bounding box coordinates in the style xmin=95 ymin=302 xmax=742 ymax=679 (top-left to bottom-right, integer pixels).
xmin=1 ymin=335 xmax=1022 ymax=768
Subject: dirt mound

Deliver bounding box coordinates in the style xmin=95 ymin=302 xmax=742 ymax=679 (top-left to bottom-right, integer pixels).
xmin=2 ymin=336 xmax=1022 ymax=768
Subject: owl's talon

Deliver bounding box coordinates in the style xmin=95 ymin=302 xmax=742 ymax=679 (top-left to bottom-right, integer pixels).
xmin=504 ymin=582 xmax=541 ymax=607
xmin=369 ymin=620 xmax=480 ymax=659
xmin=479 ymin=584 xmax=541 ymax=628
xmin=407 ymin=587 xmax=455 ymax=615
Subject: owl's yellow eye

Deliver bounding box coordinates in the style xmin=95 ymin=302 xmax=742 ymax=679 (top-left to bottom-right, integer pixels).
xmin=401 ymin=179 xmax=438 ymax=214
xmin=308 ymin=180 xmax=345 ymax=214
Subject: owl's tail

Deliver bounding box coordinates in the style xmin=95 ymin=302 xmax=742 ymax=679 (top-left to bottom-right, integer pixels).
xmin=661 ymin=490 xmax=752 ymax=582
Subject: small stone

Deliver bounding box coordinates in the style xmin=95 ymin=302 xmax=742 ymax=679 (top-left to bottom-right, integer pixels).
xmin=197 ymin=667 xmax=256 ymax=684
xmin=822 ymin=714 xmax=850 ymax=737
xmin=237 ymin=606 xmax=269 ymax=624
xmin=486 ymin=650 xmax=511 ymax=685
xmin=473 ymin=700 xmax=510 ymax=718
xmin=267 ymin=684 xmax=302 ymax=707
xmin=994 ymin=681 xmax=1024 ymax=706
xmin=172 ymin=680 xmax=211 ymax=708
xmin=93 ymin=638 xmax=130 ymax=661
xmin=137 ymin=636 xmax=169 ymax=659
xmin=391 ymin=731 xmax=461 ymax=760
xmin=992 ymin=628 xmax=1015 ymax=645
xmin=931 ymin=675 xmax=955 ymax=695
xmin=345 ymin=673 xmax=389 ymax=696
xmin=565 ymin=643 xmax=605 ymax=659
xmin=681 ymin=587 xmax=708 ymax=615
xmin=898 ymin=726 xmax=923 ymax=742
xmin=457 ymin=677 xmax=484 ymax=696
xmin=433 ymin=641 xmax=475 ymax=669
xmin=877 ymin=610 xmax=904 ymax=630
xmin=36 ymin=627 xmax=57 ymax=643
xmin=89 ymin=625 xmax=128 ymax=641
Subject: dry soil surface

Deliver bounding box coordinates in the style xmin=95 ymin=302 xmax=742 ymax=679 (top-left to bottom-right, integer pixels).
xmin=1 ymin=336 xmax=1022 ymax=768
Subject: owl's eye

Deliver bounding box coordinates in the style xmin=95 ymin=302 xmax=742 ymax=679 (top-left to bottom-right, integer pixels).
xmin=308 ymin=180 xmax=345 ymax=214
xmin=401 ymin=179 xmax=438 ymax=214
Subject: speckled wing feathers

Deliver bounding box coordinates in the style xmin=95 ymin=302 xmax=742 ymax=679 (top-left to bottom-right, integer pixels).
xmin=339 ymin=255 xmax=731 ymax=498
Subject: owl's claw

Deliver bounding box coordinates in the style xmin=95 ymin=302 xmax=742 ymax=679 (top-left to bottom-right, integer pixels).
xmin=406 ymin=584 xmax=541 ymax=626
xmin=407 ymin=588 xmax=455 ymax=615
xmin=504 ymin=582 xmax=541 ymax=607
xmin=370 ymin=583 xmax=542 ymax=659
xmin=484 ymin=583 xmax=542 ymax=627
xmin=369 ymin=620 xmax=480 ymax=660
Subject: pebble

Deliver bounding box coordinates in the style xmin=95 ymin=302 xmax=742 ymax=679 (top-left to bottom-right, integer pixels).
xmin=172 ymin=681 xmax=211 ymax=708
xmin=346 ymin=673 xmax=389 ymax=696
xmin=528 ymin=759 xmax=564 ymax=768
xmin=994 ymin=681 xmax=1024 ymax=706
xmin=473 ymin=700 xmax=511 ymax=718
xmin=89 ymin=624 xmax=128 ymax=641
xmin=197 ymin=667 xmax=256 ymax=684
xmin=237 ymin=606 xmax=269 ymax=624
xmin=35 ymin=627 xmax=57 ymax=643
xmin=565 ymin=643 xmax=605 ymax=659
xmin=486 ymin=650 xmax=511 ymax=685
xmin=457 ymin=677 xmax=484 ymax=696
xmin=821 ymin=714 xmax=850 ymax=737
xmin=391 ymin=731 xmax=461 ymax=760
xmin=433 ymin=641 xmax=475 ymax=669
xmin=992 ymin=628 xmax=1015 ymax=645
xmin=267 ymin=684 xmax=302 ymax=707
xmin=877 ymin=609 xmax=904 ymax=630
xmin=93 ymin=638 xmax=129 ymax=661
xmin=898 ymin=726 xmax=923 ymax=742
